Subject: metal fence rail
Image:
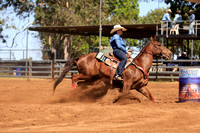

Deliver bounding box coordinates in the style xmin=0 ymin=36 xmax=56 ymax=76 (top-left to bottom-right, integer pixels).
xmin=159 ymin=20 xmax=200 ymax=37
xmin=0 ymin=59 xmax=199 ymax=80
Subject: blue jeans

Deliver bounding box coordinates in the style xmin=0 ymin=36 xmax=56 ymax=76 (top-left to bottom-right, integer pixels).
xmin=189 ymin=22 xmax=195 ymax=34
xmin=163 ymin=21 xmax=172 ymax=28
xmin=113 ymin=49 xmax=127 ymax=76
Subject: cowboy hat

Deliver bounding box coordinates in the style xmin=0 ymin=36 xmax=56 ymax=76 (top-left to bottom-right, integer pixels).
xmin=189 ymin=9 xmax=194 ymax=13
xmin=166 ymin=9 xmax=172 ymax=13
xmin=110 ymin=24 xmax=127 ymax=34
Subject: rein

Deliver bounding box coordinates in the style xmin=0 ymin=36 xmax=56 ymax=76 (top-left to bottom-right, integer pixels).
xmin=132 ymin=62 xmax=149 ymax=79
xmin=130 ymin=41 xmax=161 ymax=80
xmin=149 ymin=42 xmax=162 ymax=56
xmin=128 ymin=58 xmax=149 ymax=80
xmin=141 ymin=51 xmax=153 ymax=55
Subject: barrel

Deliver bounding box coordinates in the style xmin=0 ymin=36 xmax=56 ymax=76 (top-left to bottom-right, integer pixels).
xmin=16 ymin=67 xmax=21 ymax=76
xmin=179 ymin=67 xmax=200 ymax=102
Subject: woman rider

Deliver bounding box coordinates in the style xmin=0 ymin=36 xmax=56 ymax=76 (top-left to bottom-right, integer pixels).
xmin=110 ymin=24 xmax=130 ymax=80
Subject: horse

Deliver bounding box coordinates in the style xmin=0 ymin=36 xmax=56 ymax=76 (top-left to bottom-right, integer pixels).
xmin=53 ymin=36 xmax=173 ymax=102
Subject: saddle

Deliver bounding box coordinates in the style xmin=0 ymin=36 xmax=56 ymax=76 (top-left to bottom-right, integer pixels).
xmin=95 ymin=52 xmax=132 ymax=69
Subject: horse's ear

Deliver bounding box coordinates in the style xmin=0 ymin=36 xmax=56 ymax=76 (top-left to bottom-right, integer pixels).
xmin=153 ymin=35 xmax=157 ymax=41
xmin=151 ymin=36 xmax=153 ymax=42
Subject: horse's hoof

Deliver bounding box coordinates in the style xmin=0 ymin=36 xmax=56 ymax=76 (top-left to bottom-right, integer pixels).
xmin=72 ymin=84 xmax=77 ymax=90
xmin=153 ymin=99 xmax=159 ymax=103
xmin=113 ymin=96 xmax=120 ymax=103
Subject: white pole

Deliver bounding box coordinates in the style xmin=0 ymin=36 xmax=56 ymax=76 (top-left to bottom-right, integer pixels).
xmin=26 ymin=29 xmax=29 ymax=60
xmin=99 ymin=0 xmax=102 ymax=52
xmin=25 ymin=29 xmax=29 ymax=78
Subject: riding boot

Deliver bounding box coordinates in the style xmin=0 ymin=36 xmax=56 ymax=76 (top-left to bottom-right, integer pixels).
xmin=114 ymin=74 xmax=123 ymax=80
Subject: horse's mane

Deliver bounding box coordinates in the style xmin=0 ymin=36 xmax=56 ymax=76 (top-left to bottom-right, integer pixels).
xmin=133 ymin=41 xmax=152 ymax=61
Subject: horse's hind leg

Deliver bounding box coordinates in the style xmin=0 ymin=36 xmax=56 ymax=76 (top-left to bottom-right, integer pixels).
xmin=72 ymin=73 xmax=93 ymax=89
xmin=137 ymin=87 xmax=158 ymax=102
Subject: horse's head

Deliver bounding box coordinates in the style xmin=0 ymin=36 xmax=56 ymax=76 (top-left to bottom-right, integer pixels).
xmin=149 ymin=36 xmax=173 ymax=60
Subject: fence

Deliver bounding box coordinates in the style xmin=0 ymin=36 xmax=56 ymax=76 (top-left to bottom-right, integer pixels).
xmin=0 ymin=59 xmax=199 ymax=81
xmin=159 ymin=20 xmax=200 ymax=37
xmin=0 ymin=59 xmax=75 ymax=79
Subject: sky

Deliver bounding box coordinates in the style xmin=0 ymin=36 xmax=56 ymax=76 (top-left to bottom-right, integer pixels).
xmin=0 ymin=1 xmax=168 ymax=60
xmin=139 ymin=1 xmax=169 ymax=16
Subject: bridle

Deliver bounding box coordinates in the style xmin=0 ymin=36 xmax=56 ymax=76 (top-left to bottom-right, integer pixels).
xmin=141 ymin=41 xmax=163 ymax=57
xmin=132 ymin=41 xmax=170 ymax=81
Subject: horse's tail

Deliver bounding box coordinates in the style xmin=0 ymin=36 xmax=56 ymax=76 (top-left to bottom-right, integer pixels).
xmin=53 ymin=58 xmax=78 ymax=92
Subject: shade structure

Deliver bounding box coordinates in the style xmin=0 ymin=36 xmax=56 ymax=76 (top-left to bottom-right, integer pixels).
xmin=28 ymin=24 xmax=160 ymax=39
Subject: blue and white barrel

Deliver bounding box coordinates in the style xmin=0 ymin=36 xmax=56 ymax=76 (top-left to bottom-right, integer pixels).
xmin=179 ymin=67 xmax=200 ymax=102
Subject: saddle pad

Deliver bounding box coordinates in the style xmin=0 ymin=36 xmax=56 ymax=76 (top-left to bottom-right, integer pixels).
xmin=95 ymin=52 xmax=105 ymax=62
xmin=95 ymin=52 xmax=118 ymax=68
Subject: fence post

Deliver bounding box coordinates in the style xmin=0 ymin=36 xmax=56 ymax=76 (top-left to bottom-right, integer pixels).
xmin=51 ymin=59 xmax=55 ymax=79
xmin=156 ymin=58 xmax=158 ymax=81
xmin=28 ymin=58 xmax=32 ymax=80
xmin=166 ymin=21 xmax=168 ymax=38
xmin=195 ymin=20 xmax=197 ymax=36
xmin=161 ymin=21 xmax=163 ymax=35
xmin=156 ymin=22 xmax=158 ymax=36
xmin=26 ymin=60 xmax=28 ymax=77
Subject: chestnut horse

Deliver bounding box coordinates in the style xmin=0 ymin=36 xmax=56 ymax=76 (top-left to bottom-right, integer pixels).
xmin=53 ymin=36 xmax=172 ymax=102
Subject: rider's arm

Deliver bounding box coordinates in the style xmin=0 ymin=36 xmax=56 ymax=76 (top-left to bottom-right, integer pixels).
xmin=114 ymin=35 xmax=128 ymax=54
xmin=166 ymin=13 xmax=172 ymax=22
xmin=174 ymin=14 xmax=178 ymax=22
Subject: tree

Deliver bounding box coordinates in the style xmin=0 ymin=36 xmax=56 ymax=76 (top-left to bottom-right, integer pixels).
xmin=107 ymin=0 xmax=139 ymax=24
xmin=0 ymin=0 xmax=140 ymax=59
xmin=164 ymin=0 xmax=200 ymax=58
xmin=0 ymin=0 xmax=34 ymax=42
xmin=138 ymin=8 xmax=167 ymax=50
xmin=164 ymin=0 xmax=200 ymax=20
xmin=0 ymin=18 xmax=5 ymax=42
xmin=139 ymin=8 xmax=166 ymax=24
xmin=0 ymin=10 xmax=16 ymax=44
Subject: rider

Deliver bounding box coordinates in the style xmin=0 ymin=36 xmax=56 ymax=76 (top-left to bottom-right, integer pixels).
xmin=110 ymin=24 xmax=130 ymax=80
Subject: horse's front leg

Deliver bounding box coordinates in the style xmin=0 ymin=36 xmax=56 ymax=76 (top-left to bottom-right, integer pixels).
xmin=137 ymin=87 xmax=158 ymax=102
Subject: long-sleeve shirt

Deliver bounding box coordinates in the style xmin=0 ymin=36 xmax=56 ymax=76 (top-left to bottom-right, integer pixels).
xmin=189 ymin=14 xmax=195 ymax=23
xmin=162 ymin=13 xmax=172 ymax=22
xmin=174 ymin=14 xmax=182 ymax=22
xmin=110 ymin=34 xmax=128 ymax=54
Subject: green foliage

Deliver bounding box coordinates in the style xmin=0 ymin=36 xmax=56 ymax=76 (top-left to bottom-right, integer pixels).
xmin=139 ymin=8 xmax=167 ymax=24
xmin=0 ymin=0 xmax=35 ymax=18
xmin=1 ymin=0 xmax=140 ymax=59
xmin=106 ymin=0 xmax=139 ymax=24
xmin=33 ymin=0 xmax=139 ymax=59
xmin=0 ymin=13 xmax=16 ymax=43
xmin=164 ymin=0 xmax=200 ymax=20
xmin=190 ymin=40 xmax=200 ymax=58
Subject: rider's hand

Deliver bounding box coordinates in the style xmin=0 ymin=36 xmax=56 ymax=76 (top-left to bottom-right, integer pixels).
xmin=128 ymin=49 xmax=133 ymax=52
xmin=127 ymin=54 xmax=131 ymax=58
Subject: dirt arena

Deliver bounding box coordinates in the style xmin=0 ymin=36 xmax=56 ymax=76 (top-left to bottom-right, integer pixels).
xmin=0 ymin=78 xmax=200 ymax=132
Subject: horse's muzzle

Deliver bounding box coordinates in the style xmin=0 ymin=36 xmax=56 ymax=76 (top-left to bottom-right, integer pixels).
xmin=162 ymin=53 xmax=173 ymax=60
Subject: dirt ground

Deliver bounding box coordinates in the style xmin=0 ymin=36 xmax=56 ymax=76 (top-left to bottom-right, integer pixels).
xmin=0 ymin=78 xmax=200 ymax=133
